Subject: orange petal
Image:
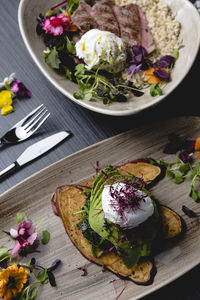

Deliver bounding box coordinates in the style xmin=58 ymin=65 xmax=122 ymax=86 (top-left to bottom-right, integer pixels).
xmin=195 ymin=137 xmax=200 ymax=151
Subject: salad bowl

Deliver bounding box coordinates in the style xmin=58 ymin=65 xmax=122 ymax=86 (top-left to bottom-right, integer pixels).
xmin=18 ymin=0 xmax=200 ymax=116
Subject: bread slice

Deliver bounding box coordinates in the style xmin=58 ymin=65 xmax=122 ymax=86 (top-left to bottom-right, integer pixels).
xmin=52 ymin=160 xmax=183 ymax=285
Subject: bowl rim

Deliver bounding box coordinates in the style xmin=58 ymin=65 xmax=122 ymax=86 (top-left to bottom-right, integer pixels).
xmin=18 ymin=0 xmax=200 ymax=116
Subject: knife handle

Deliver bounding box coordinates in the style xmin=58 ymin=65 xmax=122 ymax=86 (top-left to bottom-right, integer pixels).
xmin=0 ymin=162 xmax=19 ymax=180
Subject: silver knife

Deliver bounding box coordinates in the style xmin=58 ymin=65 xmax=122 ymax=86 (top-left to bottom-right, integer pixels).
xmin=0 ymin=131 xmax=70 ymax=180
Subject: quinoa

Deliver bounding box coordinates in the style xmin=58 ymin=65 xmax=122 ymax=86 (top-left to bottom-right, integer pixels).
xmin=115 ymin=0 xmax=182 ymax=87
xmin=115 ymin=0 xmax=182 ymax=58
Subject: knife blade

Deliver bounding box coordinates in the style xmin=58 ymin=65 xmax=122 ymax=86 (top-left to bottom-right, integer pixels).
xmin=0 ymin=131 xmax=70 ymax=180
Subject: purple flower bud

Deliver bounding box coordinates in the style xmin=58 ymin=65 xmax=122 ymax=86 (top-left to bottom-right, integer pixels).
xmin=132 ymin=46 xmax=147 ymax=57
xmin=153 ymin=69 xmax=170 ymax=80
xmin=11 ymin=79 xmax=31 ymax=98
xmin=154 ymin=55 xmax=175 ymax=68
xmin=179 ymin=151 xmax=191 ymax=163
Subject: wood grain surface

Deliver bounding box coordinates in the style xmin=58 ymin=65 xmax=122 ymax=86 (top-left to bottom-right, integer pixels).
xmin=1 ymin=116 xmax=200 ymax=300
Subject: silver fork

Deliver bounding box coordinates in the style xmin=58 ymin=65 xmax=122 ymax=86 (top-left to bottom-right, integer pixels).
xmin=0 ymin=104 xmax=50 ymax=145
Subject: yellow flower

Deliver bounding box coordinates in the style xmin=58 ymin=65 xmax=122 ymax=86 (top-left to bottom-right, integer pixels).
xmin=0 ymin=264 xmax=28 ymax=300
xmin=0 ymin=90 xmax=13 ymax=115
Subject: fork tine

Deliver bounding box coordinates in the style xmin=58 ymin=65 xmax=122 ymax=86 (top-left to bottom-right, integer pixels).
xmin=26 ymin=111 xmax=50 ymax=133
xmin=23 ymin=106 xmax=47 ymax=130
xmin=11 ymin=104 xmax=44 ymax=129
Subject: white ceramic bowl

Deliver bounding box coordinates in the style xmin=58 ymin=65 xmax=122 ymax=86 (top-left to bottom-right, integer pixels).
xmin=18 ymin=0 xmax=200 ymax=116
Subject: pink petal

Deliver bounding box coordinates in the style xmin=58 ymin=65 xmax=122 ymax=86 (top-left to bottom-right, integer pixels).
xmin=19 ymin=228 xmax=25 ymax=235
xmin=27 ymin=232 xmax=37 ymax=245
xmin=27 ymin=224 xmax=36 ymax=236
xmin=52 ymin=25 xmax=63 ymax=36
xmin=12 ymin=240 xmax=21 ymax=255
xmin=10 ymin=228 xmax=18 ymax=238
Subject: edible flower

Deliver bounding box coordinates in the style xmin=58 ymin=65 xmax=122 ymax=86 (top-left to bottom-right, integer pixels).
xmin=10 ymin=219 xmax=37 ymax=255
xmin=42 ymin=13 xmax=77 ymax=36
xmin=0 ymin=90 xmax=13 ymax=115
xmin=11 ymin=79 xmax=31 ymax=98
xmin=145 ymin=68 xmax=162 ymax=84
xmin=0 ymin=264 xmax=28 ymax=300
xmin=0 ymin=73 xmax=31 ymax=115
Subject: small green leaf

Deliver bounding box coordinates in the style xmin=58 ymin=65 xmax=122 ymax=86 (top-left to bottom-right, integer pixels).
xmin=37 ymin=269 xmax=49 ymax=284
xmin=15 ymin=212 xmax=28 ymax=224
xmin=45 ymin=47 xmax=61 ymax=69
xmin=29 ymin=288 xmax=38 ymax=300
xmin=42 ymin=230 xmax=50 ymax=245
xmin=166 ymin=169 xmax=175 ymax=179
xmin=150 ymin=84 xmax=162 ymax=97
xmin=66 ymin=36 xmax=75 ymax=54
xmin=65 ymin=68 xmax=72 ymax=81
xmin=179 ymin=163 xmax=190 ymax=175
xmin=195 ymin=162 xmax=200 ymax=173
xmin=186 ymin=169 xmax=196 ymax=180
xmin=173 ymin=173 xmax=184 ymax=184
xmin=172 ymin=49 xmax=179 ymax=60
xmin=0 ymin=246 xmax=9 ymax=260
xmin=190 ymin=187 xmax=199 ymax=201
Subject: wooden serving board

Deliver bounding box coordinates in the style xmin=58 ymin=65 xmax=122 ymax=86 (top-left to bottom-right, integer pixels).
xmin=1 ymin=116 xmax=200 ymax=300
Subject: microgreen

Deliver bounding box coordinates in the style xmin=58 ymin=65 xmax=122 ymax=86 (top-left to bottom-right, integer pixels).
xmin=160 ymin=134 xmax=200 ymax=201
xmin=150 ymin=84 xmax=162 ymax=97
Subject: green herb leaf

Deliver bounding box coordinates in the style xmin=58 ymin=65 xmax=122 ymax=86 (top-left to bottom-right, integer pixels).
xmin=37 ymin=269 xmax=49 ymax=284
xmin=15 ymin=212 xmax=28 ymax=224
xmin=150 ymin=84 xmax=162 ymax=97
xmin=190 ymin=187 xmax=199 ymax=201
xmin=172 ymin=49 xmax=179 ymax=60
xmin=166 ymin=169 xmax=175 ymax=179
xmin=186 ymin=169 xmax=196 ymax=180
xmin=0 ymin=246 xmax=9 ymax=260
xmin=45 ymin=47 xmax=61 ymax=69
xmin=66 ymin=36 xmax=75 ymax=54
xmin=179 ymin=163 xmax=190 ymax=175
xmin=29 ymin=288 xmax=38 ymax=300
xmin=42 ymin=230 xmax=50 ymax=245
xmin=173 ymin=172 xmax=184 ymax=184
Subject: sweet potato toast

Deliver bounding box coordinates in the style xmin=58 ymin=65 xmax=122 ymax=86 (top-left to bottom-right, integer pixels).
xmin=52 ymin=159 xmax=183 ymax=285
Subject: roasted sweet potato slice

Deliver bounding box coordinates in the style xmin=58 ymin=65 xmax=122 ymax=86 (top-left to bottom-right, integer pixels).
xmin=117 ymin=159 xmax=164 ymax=185
xmin=160 ymin=205 xmax=182 ymax=239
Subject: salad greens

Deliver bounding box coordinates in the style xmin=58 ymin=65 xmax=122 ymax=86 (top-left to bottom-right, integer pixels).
xmin=77 ymin=166 xmax=160 ymax=269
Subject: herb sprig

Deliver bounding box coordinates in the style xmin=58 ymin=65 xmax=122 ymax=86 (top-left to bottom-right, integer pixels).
xmin=159 ymin=134 xmax=200 ymax=201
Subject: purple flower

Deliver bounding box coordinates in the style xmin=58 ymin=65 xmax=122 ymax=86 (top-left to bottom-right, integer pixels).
xmin=163 ymin=133 xmax=196 ymax=155
xmin=131 ymin=46 xmax=147 ymax=65
xmin=128 ymin=64 xmax=142 ymax=75
xmin=10 ymin=220 xmax=37 ymax=255
xmin=154 ymin=55 xmax=175 ymax=68
xmin=179 ymin=151 xmax=191 ymax=163
xmin=153 ymin=69 xmax=170 ymax=80
xmin=11 ymin=79 xmax=31 ymax=98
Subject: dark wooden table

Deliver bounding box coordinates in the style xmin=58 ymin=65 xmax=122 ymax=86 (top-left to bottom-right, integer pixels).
xmin=0 ymin=0 xmax=200 ymax=299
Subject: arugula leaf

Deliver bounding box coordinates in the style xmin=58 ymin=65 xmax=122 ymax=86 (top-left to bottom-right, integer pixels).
xmin=45 ymin=47 xmax=61 ymax=69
